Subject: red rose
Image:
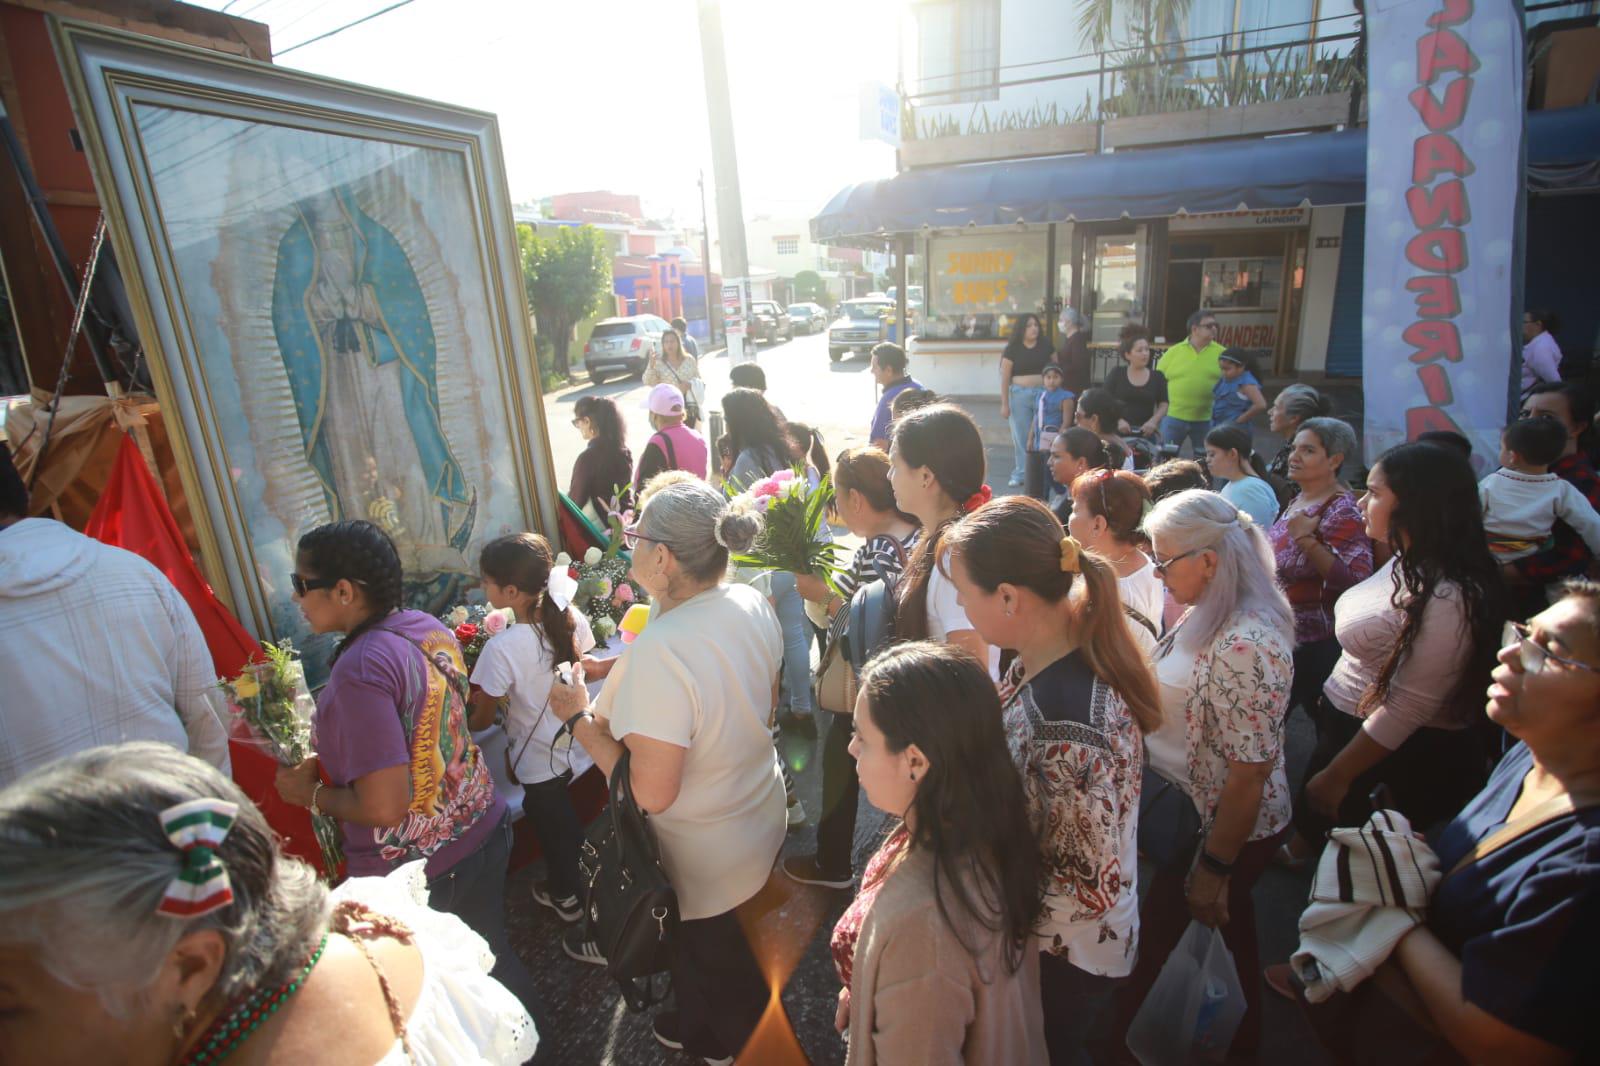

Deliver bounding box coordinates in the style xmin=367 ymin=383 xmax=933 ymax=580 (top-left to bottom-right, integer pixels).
xmin=455 ymin=623 xmax=479 ymax=642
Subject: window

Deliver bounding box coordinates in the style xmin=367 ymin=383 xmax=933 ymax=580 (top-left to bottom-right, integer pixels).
xmin=923 ymin=233 xmax=1048 ymax=341
xmin=774 ymin=236 xmax=799 ymax=256
xmin=914 ymin=0 xmax=1000 ymax=104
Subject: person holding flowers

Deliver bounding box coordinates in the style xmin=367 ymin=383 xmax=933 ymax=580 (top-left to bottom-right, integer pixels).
xmin=888 ymin=403 xmax=1000 ymax=680
xmin=272 ymin=519 xmax=536 ymax=1015
xmin=467 ymin=532 xmax=596 ymax=927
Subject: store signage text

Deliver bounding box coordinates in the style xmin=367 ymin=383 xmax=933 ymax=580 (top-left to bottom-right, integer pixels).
xmin=1170 ymin=207 xmax=1309 ymax=232
xmin=944 ymin=249 xmax=1017 ymax=306
xmin=1397 ymin=0 xmax=1481 ymax=439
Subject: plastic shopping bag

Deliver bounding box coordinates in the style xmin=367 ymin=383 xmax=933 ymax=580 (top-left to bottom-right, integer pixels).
xmin=1126 ymin=921 xmax=1248 ymax=1065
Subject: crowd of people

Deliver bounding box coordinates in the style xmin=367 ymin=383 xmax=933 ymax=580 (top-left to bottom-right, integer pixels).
xmin=3 ymin=309 xmax=1599 ymax=1066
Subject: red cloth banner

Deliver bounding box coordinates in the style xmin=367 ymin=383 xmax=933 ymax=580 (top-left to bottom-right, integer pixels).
xmin=84 ymin=434 xmax=328 ymax=873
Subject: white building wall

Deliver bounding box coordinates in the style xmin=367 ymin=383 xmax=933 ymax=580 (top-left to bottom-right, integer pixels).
xmin=1296 ymin=206 xmax=1346 ymax=373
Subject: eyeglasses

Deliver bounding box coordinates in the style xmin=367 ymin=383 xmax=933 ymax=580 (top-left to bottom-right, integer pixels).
xmin=571 ymin=417 xmax=585 ymax=428
xmin=1502 ymin=621 xmax=1600 ymax=676
xmin=621 ymin=523 xmax=677 ymax=553
xmin=1150 ymin=548 xmax=1203 ymax=576
xmin=1198 ymin=321 xmax=1219 ymax=331
xmin=290 ymin=573 xmax=337 ymax=597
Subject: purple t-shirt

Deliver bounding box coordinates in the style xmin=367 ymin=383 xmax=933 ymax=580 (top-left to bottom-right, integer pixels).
xmin=313 ymin=609 xmax=504 ymax=878
xmin=870 ymin=377 xmax=923 ymax=445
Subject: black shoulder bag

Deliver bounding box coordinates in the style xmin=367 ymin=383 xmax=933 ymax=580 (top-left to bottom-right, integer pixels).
xmin=578 ymin=748 xmax=679 ymax=1011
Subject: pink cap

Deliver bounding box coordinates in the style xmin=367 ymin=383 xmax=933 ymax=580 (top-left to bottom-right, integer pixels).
xmin=644 ymin=383 xmax=685 ymax=416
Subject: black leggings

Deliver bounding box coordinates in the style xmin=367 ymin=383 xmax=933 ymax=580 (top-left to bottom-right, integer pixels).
xmin=1294 ymin=695 xmax=1488 ymax=843
xmin=816 ymin=709 xmax=860 ymax=876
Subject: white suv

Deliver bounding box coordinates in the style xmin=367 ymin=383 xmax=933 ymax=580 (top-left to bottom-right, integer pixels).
xmin=583 ymin=315 xmax=671 ymax=384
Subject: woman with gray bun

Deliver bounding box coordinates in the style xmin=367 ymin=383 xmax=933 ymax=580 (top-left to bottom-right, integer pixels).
xmin=1266 ymin=383 xmax=1333 ymax=490
xmin=0 ymin=742 xmax=536 ymax=1064
xmin=551 ymin=479 xmax=787 ymax=1063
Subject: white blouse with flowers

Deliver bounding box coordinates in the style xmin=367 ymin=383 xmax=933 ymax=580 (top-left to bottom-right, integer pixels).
xmin=1151 ymin=608 xmax=1295 ymax=842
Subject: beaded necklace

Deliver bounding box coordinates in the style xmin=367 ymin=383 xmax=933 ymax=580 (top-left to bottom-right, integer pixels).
xmin=176 ymin=933 xmax=329 ymax=1066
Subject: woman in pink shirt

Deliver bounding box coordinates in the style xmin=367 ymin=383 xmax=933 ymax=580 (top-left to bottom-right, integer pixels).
xmin=1292 ymin=441 xmax=1507 ymax=847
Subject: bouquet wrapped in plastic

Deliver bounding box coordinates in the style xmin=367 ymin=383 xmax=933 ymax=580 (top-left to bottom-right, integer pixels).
xmin=213 ymin=640 xmax=343 ymax=877
xmin=730 ymin=468 xmax=844 ymax=592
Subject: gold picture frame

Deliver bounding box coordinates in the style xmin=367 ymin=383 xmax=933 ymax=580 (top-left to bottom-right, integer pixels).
xmin=51 ymin=18 xmax=560 ymax=682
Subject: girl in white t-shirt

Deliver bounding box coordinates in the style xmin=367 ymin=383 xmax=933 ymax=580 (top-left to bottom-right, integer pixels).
xmin=1065 ymin=467 xmax=1165 ymax=657
xmin=887 ymin=404 xmax=1000 ymax=679
xmin=466 ymin=533 xmax=596 ymax=924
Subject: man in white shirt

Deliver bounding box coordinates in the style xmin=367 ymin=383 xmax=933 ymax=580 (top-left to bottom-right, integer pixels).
xmin=0 ymin=446 xmax=229 ymax=786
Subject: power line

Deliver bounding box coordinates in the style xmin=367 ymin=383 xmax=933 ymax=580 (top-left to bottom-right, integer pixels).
xmin=273 ymin=0 xmax=418 ymax=57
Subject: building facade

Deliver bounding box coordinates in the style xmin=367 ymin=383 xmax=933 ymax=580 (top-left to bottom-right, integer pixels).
xmin=814 ymin=0 xmax=1600 ymax=396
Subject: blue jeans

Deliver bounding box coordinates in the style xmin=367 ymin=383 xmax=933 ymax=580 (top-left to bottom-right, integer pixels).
xmin=1159 ymin=414 xmax=1211 ymax=456
xmin=1008 ymin=384 xmax=1044 ymax=482
xmin=767 ymin=570 xmax=813 ymax=715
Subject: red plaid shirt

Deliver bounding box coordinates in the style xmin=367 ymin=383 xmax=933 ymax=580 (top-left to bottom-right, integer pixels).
xmin=1512 ymin=452 xmax=1600 ymax=583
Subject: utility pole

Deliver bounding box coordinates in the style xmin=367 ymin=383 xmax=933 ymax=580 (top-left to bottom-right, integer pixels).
xmin=696 ymin=0 xmax=752 ymax=364
xmin=697 ymin=169 xmax=718 ymax=346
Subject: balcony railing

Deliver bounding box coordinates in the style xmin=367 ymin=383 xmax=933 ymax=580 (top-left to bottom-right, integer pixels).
xmin=907 ymin=14 xmax=1364 ymax=145
xmin=903 ymin=0 xmax=1593 ymax=156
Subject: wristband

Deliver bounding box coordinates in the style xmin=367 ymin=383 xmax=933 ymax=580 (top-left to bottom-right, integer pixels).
xmin=310 ymin=781 xmax=326 ymax=818
xmin=562 ymin=709 xmax=595 ymax=737
xmin=1198 ymin=850 xmax=1235 ymax=876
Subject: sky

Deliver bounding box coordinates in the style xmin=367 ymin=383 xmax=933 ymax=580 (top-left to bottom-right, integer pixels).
xmin=188 ymin=0 xmax=905 ymax=230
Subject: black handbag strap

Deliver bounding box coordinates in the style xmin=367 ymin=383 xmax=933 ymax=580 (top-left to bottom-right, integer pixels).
xmin=607 ymin=749 xmax=664 ymax=865
xmin=651 ymin=429 xmax=678 ymax=470
xmin=1123 ymin=603 xmax=1159 ymax=640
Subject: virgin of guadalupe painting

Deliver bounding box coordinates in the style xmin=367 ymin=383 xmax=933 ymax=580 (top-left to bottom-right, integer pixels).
xmin=270 ymin=181 xmax=478 ymax=568
xmin=53 ymin=20 xmax=560 ymax=684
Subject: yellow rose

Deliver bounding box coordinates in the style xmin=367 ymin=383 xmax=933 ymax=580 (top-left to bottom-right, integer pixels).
xmin=231 ymin=674 xmax=261 ymax=700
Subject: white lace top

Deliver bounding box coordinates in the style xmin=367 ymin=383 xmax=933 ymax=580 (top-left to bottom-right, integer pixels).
xmin=328 ymin=862 xmax=539 ymax=1065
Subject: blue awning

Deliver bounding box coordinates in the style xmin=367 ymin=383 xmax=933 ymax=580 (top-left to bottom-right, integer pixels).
xmin=811 ymin=105 xmax=1600 ymax=245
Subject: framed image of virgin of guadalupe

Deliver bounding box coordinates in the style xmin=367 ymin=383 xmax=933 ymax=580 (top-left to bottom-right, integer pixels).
xmin=52 ymin=20 xmax=561 ymax=683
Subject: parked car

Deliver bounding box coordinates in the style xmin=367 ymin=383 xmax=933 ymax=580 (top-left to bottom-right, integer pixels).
xmin=750 ymin=300 xmax=794 ymax=345
xmin=787 ymin=302 xmax=827 ymax=334
xmin=583 ymin=315 xmax=671 ymax=384
xmin=828 ymin=298 xmax=893 ymax=362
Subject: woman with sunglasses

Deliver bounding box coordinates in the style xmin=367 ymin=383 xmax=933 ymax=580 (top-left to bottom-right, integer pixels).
xmin=1274 ymin=581 xmax=1600 ymax=1063
xmin=1289 ymin=442 xmax=1505 ymax=852
xmin=273 ymin=520 xmax=537 ymax=1016
xmin=550 ymin=480 xmax=785 ymax=1062
xmin=1114 ymin=489 xmax=1296 ymax=1059
xmin=568 ymin=395 xmax=634 ymax=522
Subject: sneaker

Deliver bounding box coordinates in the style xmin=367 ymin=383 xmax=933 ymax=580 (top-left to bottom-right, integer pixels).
xmin=653 ymin=1012 xmax=732 ymax=1064
xmin=561 ymin=928 xmax=606 ymax=966
xmin=786 ymin=797 xmax=807 ymax=829
xmin=782 ymin=854 xmax=854 ymax=889
xmin=531 ymin=880 xmax=583 ymax=924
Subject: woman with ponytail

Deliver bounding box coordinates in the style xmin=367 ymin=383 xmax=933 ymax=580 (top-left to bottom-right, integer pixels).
xmin=1115 ymin=490 xmax=1295 ymax=1058
xmin=1067 ymin=468 xmax=1164 ymax=656
xmin=467 ymin=533 xmax=596 ymax=926
xmin=1204 ymin=424 xmax=1282 ymax=528
xmin=274 ymin=520 xmax=535 ymax=1013
xmin=888 ymin=403 xmax=999 ymax=679
xmin=943 ymin=495 xmax=1160 ymax=1063
xmin=1047 ymin=426 xmax=1115 ymax=524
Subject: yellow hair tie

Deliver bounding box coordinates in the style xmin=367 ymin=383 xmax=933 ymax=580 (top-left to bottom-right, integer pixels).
xmin=1059 ymin=536 xmax=1082 ymax=574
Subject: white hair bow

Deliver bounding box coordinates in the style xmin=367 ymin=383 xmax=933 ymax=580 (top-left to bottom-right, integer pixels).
xmin=547 ymin=566 xmax=579 ymax=611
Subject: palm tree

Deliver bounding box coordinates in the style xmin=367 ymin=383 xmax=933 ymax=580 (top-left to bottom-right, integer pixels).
xmin=1075 ymin=0 xmax=1193 ymax=56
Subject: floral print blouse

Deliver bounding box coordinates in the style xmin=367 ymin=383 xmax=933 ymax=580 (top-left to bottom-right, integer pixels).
xmin=1153 ymin=608 xmax=1295 ymax=842
xmin=1002 ymin=653 xmax=1143 ymax=977
xmin=1268 ymin=491 xmax=1374 ymax=645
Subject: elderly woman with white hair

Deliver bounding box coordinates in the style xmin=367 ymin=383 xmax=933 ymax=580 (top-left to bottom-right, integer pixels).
xmin=1112 ymin=489 xmax=1296 ymax=1059
xmin=551 ymin=478 xmax=787 ymax=1064
xmin=0 ymin=742 xmax=536 ymax=1065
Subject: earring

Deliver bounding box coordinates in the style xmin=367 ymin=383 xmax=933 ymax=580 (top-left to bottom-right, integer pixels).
xmin=908 ymin=771 xmax=916 ymax=782
xmin=172 ymin=1003 xmax=196 ymax=1040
